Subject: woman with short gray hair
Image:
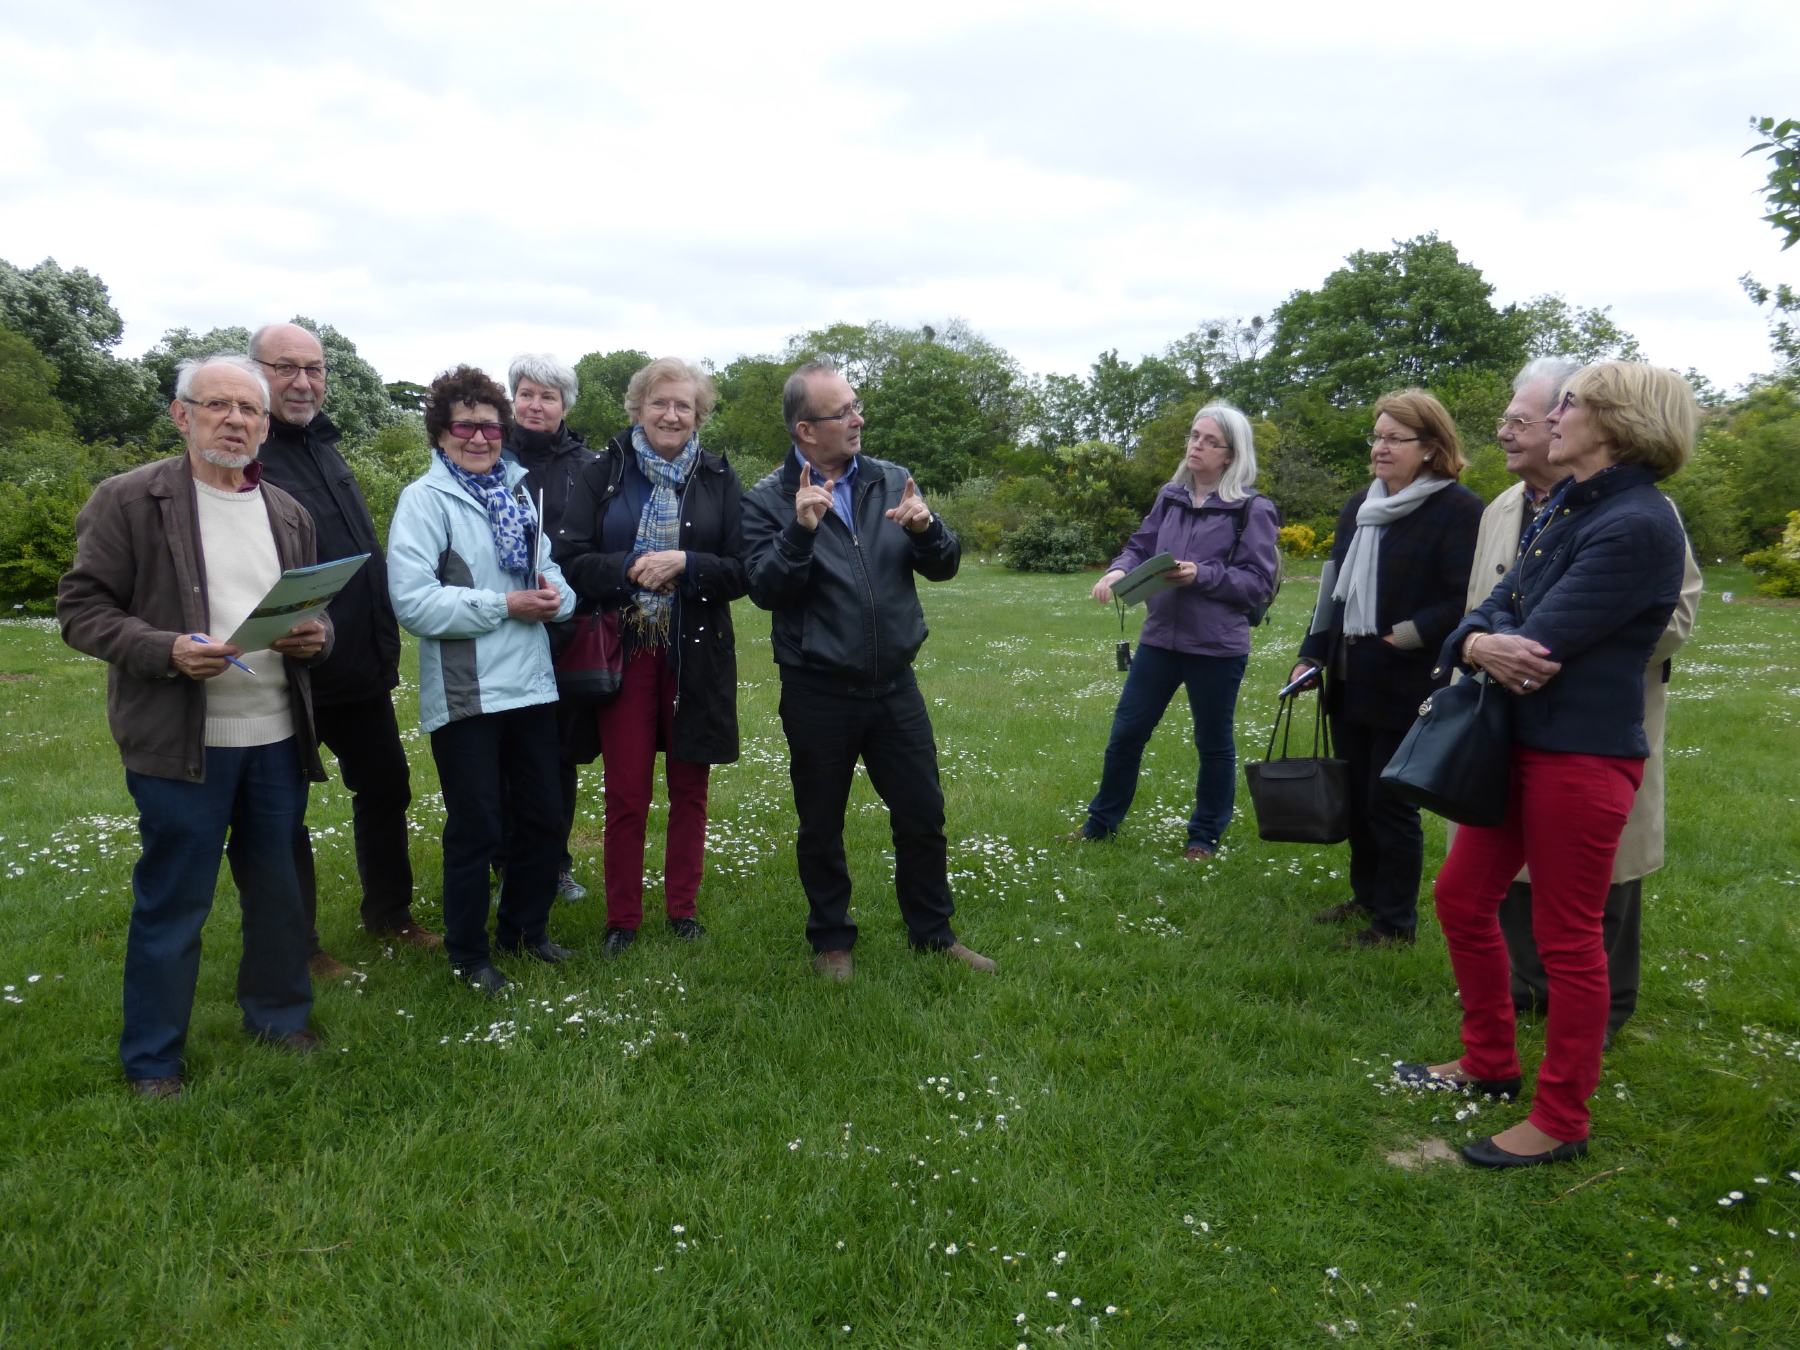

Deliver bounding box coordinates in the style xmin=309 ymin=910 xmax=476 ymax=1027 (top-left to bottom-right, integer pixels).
xmin=1074 ymin=402 xmax=1280 ymax=859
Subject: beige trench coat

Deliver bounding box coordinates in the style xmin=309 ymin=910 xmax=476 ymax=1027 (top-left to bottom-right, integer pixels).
xmin=1455 ymin=480 xmax=1702 ymax=882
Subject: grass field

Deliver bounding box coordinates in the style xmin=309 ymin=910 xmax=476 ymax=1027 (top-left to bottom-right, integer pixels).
xmin=1 ymin=562 xmax=1797 ymax=1349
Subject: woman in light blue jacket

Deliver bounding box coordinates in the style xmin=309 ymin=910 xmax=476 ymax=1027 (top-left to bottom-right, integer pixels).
xmin=388 ymin=364 xmax=576 ymax=995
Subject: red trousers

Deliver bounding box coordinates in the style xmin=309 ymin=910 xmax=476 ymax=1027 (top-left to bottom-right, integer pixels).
xmin=594 ymin=647 xmax=709 ymax=931
xmin=1433 ymin=746 xmax=1642 ymax=1142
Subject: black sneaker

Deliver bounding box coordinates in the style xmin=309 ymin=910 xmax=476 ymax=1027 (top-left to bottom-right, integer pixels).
xmin=668 ymin=916 xmax=707 ymax=942
xmin=453 ymin=962 xmax=513 ymax=996
xmin=602 ymin=927 xmax=637 ymax=960
xmin=499 ymin=939 xmax=578 ymax=964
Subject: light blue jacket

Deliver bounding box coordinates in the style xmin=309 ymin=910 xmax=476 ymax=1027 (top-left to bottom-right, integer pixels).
xmin=387 ymin=454 xmax=576 ymax=733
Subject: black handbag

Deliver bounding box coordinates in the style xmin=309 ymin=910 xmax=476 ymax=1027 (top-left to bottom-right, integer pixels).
xmin=1379 ymin=672 xmax=1513 ymax=827
xmin=1244 ymin=690 xmax=1350 ymax=844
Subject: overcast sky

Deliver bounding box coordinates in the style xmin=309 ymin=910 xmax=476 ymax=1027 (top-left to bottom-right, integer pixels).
xmin=3 ymin=0 xmax=1797 ymax=393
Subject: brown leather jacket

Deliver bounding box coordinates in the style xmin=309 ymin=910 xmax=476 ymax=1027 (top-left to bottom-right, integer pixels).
xmin=56 ymin=454 xmax=333 ymax=783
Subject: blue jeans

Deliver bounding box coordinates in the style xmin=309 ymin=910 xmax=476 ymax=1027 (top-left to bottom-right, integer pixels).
xmin=122 ymin=739 xmax=314 ymax=1080
xmin=1085 ymin=644 xmax=1248 ymax=852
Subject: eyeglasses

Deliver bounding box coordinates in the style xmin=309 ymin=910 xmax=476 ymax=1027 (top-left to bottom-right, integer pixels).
xmin=182 ymin=397 xmax=265 ymax=419
xmin=648 ymin=398 xmax=695 ymax=416
xmin=447 ymin=421 xmax=506 ymax=441
xmin=253 ymin=359 xmax=329 ymax=381
xmin=1496 ymin=416 xmax=1549 ymax=433
xmin=1366 ymin=433 xmax=1422 ymax=447
xmin=1188 ymin=436 xmax=1230 ymax=451
xmin=1554 ymin=391 xmax=1579 ymax=414
xmin=800 ymin=399 xmax=864 ymax=423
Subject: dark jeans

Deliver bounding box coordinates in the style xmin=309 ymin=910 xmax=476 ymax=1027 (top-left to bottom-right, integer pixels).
xmin=777 ymin=677 xmax=957 ymax=955
xmin=293 ymin=691 xmax=416 ymax=952
xmin=429 ymin=704 xmax=563 ymax=969
xmin=1085 ymin=643 xmax=1247 ymax=852
xmin=1333 ymin=718 xmax=1423 ymax=937
xmin=122 ymin=738 xmax=313 ymax=1080
xmin=496 ymin=759 xmax=579 ymax=875
xmin=1499 ymin=878 xmax=1642 ymax=1035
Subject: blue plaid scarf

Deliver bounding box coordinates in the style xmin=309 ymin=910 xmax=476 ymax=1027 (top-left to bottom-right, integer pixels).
xmin=437 ymin=449 xmax=534 ymax=577
xmin=628 ymin=427 xmax=699 ymax=643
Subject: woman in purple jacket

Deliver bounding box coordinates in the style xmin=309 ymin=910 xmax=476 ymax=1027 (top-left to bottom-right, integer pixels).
xmin=1076 ymin=403 xmax=1280 ymax=859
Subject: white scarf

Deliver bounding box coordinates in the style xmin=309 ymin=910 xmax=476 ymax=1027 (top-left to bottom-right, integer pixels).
xmin=1332 ymin=475 xmax=1455 ymax=636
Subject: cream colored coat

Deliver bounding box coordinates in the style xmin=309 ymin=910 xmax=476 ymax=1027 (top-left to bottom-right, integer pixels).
xmin=1457 ymin=480 xmax=1702 ymax=882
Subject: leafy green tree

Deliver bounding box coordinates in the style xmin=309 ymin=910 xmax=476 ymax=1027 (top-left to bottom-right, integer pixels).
xmin=1746 ymin=115 xmax=1800 ymax=251
xmin=344 ymin=418 xmax=431 ymax=544
xmin=385 ymin=380 xmax=429 ymax=413
xmin=700 ymin=355 xmax=790 ymax=476
xmin=566 ymin=349 xmax=650 ymax=445
xmin=0 ymin=257 xmax=158 ymax=443
xmin=1030 ymin=349 xmax=1205 ymax=449
xmin=1263 ymin=233 xmax=1526 ymax=408
xmin=0 ymin=326 xmax=72 ymax=438
xmin=1516 ymin=295 xmax=1642 ymax=363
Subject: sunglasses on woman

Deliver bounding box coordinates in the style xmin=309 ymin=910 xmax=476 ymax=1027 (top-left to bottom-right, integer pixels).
xmin=448 ymin=421 xmax=505 ymax=441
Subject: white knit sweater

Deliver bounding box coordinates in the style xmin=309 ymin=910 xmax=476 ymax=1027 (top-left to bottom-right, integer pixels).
xmin=194 ymin=480 xmax=293 ymax=747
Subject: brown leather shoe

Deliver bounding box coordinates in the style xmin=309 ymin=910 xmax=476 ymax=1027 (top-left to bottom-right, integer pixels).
xmin=1184 ymin=845 xmax=1213 ymax=862
xmin=307 ymin=952 xmax=351 ymax=980
xmin=269 ymin=1030 xmax=322 ymax=1055
xmin=1335 ymin=926 xmax=1414 ymax=951
xmin=1312 ymin=900 xmax=1371 ymax=925
xmin=377 ymin=923 xmax=443 ymax=949
xmin=947 ymin=942 xmax=997 ymax=973
xmin=130 ymin=1075 xmax=182 ymax=1099
xmin=813 ymin=950 xmax=853 ymax=983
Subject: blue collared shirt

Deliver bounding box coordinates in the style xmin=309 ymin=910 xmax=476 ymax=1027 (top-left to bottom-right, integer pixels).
xmin=795 ymin=447 xmax=858 ymax=532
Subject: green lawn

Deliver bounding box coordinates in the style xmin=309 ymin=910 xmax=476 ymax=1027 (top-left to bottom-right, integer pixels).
xmin=1 ymin=564 xmax=1796 ymax=1349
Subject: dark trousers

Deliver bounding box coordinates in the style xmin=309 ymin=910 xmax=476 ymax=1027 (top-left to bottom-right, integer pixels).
xmin=777 ymin=678 xmax=957 ymax=955
xmin=1085 ymin=643 xmax=1247 ymax=852
xmin=429 ymin=704 xmax=563 ymax=969
xmin=122 ymin=739 xmax=313 ymax=1079
xmin=495 ymin=759 xmax=579 ymax=876
xmin=1332 ymin=718 xmax=1423 ymax=937
xmin=1499 ymin=878 xmax=1642 ymax=1035
xmin=293 ymin=691 xmax=416 ymax=953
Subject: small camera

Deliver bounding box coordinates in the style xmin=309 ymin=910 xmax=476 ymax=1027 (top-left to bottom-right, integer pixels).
xmin=1115 ymin=641 xmax=1132 ymax=672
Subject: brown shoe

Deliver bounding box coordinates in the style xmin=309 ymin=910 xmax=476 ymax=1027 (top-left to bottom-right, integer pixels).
xmin=130 ymin=1075 xmax=182 ymax=1099
xmin=947 ymin=942 xmax=997 ymax=973
xmin=813 ymin=950 xmax=853 ymax=983
xmin=1312 ymin=900 xmax=1371 ymax=925
xmin=307 ymin=952 xmax=351 ymax=980
xmin=1335 ymin=926 xmax=1414 ymax=951
xmin=1184 ymin=845 xmax=1214 ymax=862
xmin=269 ymin=1030 xmax=322 ymax=1055
xmin=372 ymin=923 xmax=442 ymax=949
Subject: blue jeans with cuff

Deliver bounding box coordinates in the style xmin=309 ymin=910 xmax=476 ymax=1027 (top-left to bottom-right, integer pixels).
xmin=122 ymin=738 xmax=314 ymax=1080
xmin=1085 ymin=643 xmax=1248 ymax=853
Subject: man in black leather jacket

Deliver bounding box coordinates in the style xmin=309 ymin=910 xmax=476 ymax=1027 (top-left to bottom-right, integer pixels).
xmin=741 ymin=360 xmax=994 ymax=983
xmin=251 ymin=322 xmax=436 ymax=974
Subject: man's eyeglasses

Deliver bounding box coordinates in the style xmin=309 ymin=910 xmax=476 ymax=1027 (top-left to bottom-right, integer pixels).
xmin=182 ymin=397 xmax=265 ymax=419
xmin=800 ymin=399 xmax=864 ymax=423
xmin=1496 ymin=416 xmax=1549 ymax=433
xmin=1366 ymin=433 xmax=1422 ymax=447
xmin=448 ymin=421 xmax=506 ymax=442
xmin=253 ymin=359 xmax=329 ymax=381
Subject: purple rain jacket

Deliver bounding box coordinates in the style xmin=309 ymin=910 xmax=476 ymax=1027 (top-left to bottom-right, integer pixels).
xmin=1108 ymin=483 xmax=1281 ymax=658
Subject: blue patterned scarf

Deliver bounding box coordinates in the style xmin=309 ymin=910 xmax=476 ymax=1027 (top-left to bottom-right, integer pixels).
xmin=437 ymin=449 xmax=534 ymax=577
xmin=628 ymin=427 xmax=699 ymax=643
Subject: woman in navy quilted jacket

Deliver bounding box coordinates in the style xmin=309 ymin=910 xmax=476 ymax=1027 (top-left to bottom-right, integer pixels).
xmin=1405 ymin=362 xmax=1696 ymax=1169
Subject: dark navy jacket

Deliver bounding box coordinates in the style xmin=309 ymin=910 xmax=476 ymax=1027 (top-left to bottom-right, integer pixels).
xmin=1442 ymin=463 xmax=1685 ymax=759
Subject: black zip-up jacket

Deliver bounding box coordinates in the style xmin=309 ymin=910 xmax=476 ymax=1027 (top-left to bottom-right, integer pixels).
xmin=1443 ymin=463 xmax=1685 ymax=759
xmin=506 ymin=421 xmax=596 ymax=550
xmin=554 ymin=433 xmax=747 ymax=764
xmin=741 ymin=450 xmax=961 ymax=692
xmin=255 ymin=411 xmax=401 ymax=706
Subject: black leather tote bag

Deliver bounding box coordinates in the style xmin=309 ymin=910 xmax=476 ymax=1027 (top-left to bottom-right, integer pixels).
xmin=1244 ymin=690 xmax=1350 ymax=844
xmin=1379 ymin=672 xmax=1513 ymax=827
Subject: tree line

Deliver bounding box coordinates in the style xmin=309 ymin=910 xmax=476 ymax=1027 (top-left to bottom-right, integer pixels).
xmin=4 ymin=223 xmax=1799 ymax=609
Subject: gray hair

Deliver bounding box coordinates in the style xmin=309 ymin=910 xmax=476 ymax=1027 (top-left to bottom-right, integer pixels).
xmin=624 ymin=357 xmax=717 ymax=425
xmin=1170 ymin=402 xmax=1259 ymax=504
xmin=782 ymin=359 xmax=840 ymax=437
xmin=508 ymin=352 xmax=580 ymax=411
xmin=1514 ymin=356 xmax=1584 ymax=412
xmin=174 ymin=354 xmax=271 ymax=409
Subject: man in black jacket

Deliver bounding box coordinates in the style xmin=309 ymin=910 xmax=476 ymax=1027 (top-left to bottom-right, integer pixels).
xmin=250 ymin=322 xmax=436 ymax=974
xmin=499 ymin=353 xmax=598 ymax=902
xmin=741 ymin=360 xmax=994 ymax=983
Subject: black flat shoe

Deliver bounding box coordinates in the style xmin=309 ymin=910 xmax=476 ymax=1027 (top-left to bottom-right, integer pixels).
xmin=499 ymin=939 xmax=577 ymax=964
xmin=1392 ymin=1062 xmax=1523 ymax=1100
xmin=668 ymin=916 xmax=707 ymax=942
xmin=602 ymin=927 xmax=637 ymax=960
xmin=453 ymin=962 xmax=513 ymax=996
xmin=1461 ymin=1134 xmax=1588 ymax=1168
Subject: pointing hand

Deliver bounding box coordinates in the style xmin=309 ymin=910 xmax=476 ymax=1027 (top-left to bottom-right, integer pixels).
xmin=795 ymin=462 xmax=834 ymax=532
xmin=885 ymin=476 xmax=931 ymax=533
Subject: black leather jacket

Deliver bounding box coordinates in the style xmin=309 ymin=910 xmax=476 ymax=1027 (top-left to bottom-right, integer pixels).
xmin=741 ymin=450 xmax=961 ymax=692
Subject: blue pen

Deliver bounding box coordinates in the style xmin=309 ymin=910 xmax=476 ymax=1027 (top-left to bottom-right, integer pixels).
xmin=188 ymin=635 xmax=254 ymax=674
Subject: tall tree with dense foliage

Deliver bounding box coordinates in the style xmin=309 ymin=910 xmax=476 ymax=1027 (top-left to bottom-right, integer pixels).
xmin=0 ymin=258 xmax=158 ymax=443
xmin=566 ymin=348 xmax=650 ymax=444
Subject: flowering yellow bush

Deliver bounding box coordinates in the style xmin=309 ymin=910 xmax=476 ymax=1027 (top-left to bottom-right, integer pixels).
xmin=1277 ymin=524 xmax=1316 ymax=557
xmin=1742 ymin=510 xmax=1800 ymax=597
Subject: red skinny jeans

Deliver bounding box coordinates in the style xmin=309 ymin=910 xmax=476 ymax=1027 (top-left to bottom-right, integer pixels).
xmin=594 ymin=646 xmax=709 ymax=931
xmin=1433 ymin=746 xmax=1643 ymax=1142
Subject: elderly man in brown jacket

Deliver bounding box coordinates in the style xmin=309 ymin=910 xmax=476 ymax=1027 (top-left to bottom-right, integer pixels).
xmin=58 ymin=354 xmax=333 ymax=1098
xmin=1464 ymin=356 xmax=1703 ymax=1045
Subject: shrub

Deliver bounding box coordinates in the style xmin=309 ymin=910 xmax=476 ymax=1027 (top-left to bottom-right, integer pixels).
xmin=343 ymin=418 xmax=429 ymax=546
xmin=1743 ymin=510 xmax=1800 ymax=597
xmin=1277 ymin=523 xmax=1317 ymax=557
xmin=1001 ymin=512 xmax=1096 ymax=573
